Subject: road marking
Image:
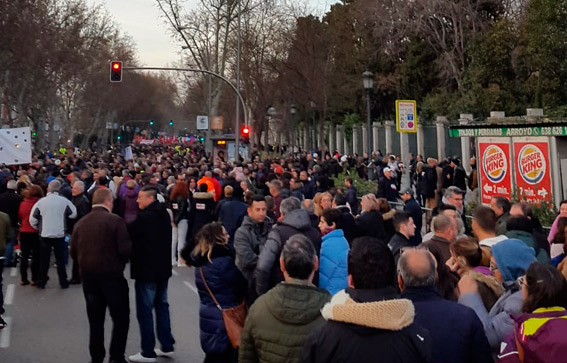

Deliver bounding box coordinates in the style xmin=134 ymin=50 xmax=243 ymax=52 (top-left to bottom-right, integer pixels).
xmin=172 ymin=269 xmax=178 ymax=276
xmin=4 ymin=284 xmax=14 ymax=305
xmin=183 ymin=281 xmax=198 ymax=295
xmin=10 ymin=268 xmax=16 ymax=277
xmin=0 ymin=317 xmax=12 ymax=348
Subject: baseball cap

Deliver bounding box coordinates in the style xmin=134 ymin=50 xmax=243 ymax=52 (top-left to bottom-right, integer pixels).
xmin=400 ymin=188 xmax=414 ymax=197
xmin=383 ymin=167 xmax=392 ymax=173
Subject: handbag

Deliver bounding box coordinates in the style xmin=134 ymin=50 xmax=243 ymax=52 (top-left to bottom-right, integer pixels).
xmin=199 ymin=267 xmax=247 ymax=349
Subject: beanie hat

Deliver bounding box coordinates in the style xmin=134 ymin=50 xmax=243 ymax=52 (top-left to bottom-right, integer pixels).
xmin=46 ymin=176 xmax=56 ymax=184
xmin=492 ymin=238 xmax=536 ymax=282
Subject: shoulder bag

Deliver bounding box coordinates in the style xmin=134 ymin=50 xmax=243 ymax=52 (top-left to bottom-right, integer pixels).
xmin=199 ymin=267 xmax=247 ymax=349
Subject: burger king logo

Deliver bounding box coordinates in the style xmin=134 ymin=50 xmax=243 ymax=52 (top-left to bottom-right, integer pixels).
xmin=518 ymin=144 xmax=546 ymax=185
xmin=483 ymin=145 xmax=507 ymax=183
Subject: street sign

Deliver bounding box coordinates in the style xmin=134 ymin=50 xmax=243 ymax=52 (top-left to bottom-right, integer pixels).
xmin=211 ymin=116 xmax=224 ymax=130
xmin=513 ymin=138 xmax=552 ymax=204
xmin=449 ymin=125 xmax=567 ymax=138
xmin=478 ymin=138 xmax=512 ymax=205
xmin=395 ymin=100 xmax=417 ymax=133
xmin=196 ymin=115 xmax=209 ymax=130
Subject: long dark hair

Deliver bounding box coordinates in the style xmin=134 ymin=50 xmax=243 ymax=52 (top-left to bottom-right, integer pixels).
xmin=552 ymin=217 xmax=567 ymax=247
xmin=523 ymin=262 xmax=567 ymax=313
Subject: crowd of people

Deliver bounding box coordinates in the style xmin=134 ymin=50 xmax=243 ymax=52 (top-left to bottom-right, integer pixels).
xmin=0 ymin=143 xmax=567 ymax=363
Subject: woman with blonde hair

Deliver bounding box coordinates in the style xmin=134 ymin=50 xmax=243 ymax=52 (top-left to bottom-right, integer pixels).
xmin=355 ymin=194 xmax=386 ymax=240
xmin=314 ymin=192 xmax=333 ymax=217
xmin=182 ymin=222 xmax=246 ymax=363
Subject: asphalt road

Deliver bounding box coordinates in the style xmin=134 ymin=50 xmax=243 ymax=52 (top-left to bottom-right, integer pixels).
xmin=0 ymin=263 xmax=205 ymax=363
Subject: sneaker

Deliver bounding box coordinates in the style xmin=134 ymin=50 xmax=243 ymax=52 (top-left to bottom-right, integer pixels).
xmin=0 ymin=316 xmax=6 ymax=329
xmin=128 ymin=353 xmax=156 ymax=362
xmin=155 ymin=348 xmax=174 ymax=357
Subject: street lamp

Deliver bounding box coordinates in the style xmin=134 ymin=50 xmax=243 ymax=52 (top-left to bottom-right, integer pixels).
xmin=309 ymin=101 xmax=316 ymax=151
xmin=290 ymin=104 xmax=297 ymax=154
xmin=362 ymin=71 xmax=374 ymax=154
xmin=266 ymin=106 xmax=277 ymax=151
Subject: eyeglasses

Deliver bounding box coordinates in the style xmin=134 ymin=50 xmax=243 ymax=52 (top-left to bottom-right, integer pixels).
xmin=489 ymin=261 xmax=499 ymax=273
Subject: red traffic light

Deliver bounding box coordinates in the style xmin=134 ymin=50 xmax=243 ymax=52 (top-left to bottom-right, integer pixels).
xmin=243 ymin=127 xmax=249 ymax=134
xmin=110 ymin=61 xmax=122 ymax=82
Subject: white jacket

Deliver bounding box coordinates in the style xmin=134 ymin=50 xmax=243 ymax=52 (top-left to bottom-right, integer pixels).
xmin=29 ymin=192 xmax=77 ymax=238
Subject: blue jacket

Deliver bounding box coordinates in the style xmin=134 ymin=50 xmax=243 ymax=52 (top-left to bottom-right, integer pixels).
xmin=188 ymin=245 xmax=247 ymax=354
xmin=402 ymin=286 xmax=493 ymax=363
xmin=319 ymin=229 xmax=349 ymax=295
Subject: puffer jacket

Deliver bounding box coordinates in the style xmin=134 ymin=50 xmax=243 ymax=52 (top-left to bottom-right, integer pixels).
xmin=319 ymin=229 xmax=349 ymax=296
xmin=239 ymin=282 xmax=330 ymax=363
xmin=187 ymin=244 xmax=247 ymax=354
xmin=255 ymin=209 xmax=321 ymax=296
xmin=498 ymin=307 xmax=567 ymax=362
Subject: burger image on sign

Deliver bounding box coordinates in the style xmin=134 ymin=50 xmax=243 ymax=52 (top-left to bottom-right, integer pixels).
xmin=518 ymin=144 xmax=546 ymax=185
xmin=483 ymin=145 xmax=507 ymax=183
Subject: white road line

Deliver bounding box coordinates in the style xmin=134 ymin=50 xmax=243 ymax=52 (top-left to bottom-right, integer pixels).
xmin=4 ymin=284 xmax=14 ymax=305
xmin=172 ymin=269 xmax=179 ymax=276
xmin=183 ymin=281 xmax=198 ymax=295
xmin=0 ymin=317 xmax=12 ymax=348
xmin=10 ymin=267 xmax=16 ymax=277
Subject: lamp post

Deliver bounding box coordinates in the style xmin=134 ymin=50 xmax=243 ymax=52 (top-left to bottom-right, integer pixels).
xmin=290 ymin=104 xmax=297 ymax=154
xmin=362 ymin=71 xmax=374 ymax=154
xmin=309 ymin=101 xmax=316 ymax=151
xmin=267 ymin=106 xmax=276 ymax=151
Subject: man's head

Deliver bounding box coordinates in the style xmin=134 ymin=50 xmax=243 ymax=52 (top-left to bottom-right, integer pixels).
xmin=224 ymin=185 xmax=233 ymax=198
xmin=332 ymin=193 xmax=347 ymax=208
xmin=47 ymin=180 xmax=61 ymax=194
xmin=444 ymin=186 xmax=464 ymax=212
xmin=280 ymin=197 xmax=301 ymax=218
xmin=72 ymin=181 xmax=85 ymax=197
xmin=301 ymin=199 xmax=315 ymax=215
xmin=470 ymin=156 xmax=476 ymax=167
xmin=383 ymin=167 xmax=392 ymax=179
xmin=299 ymin=171 xmax=308 ymax=182
xmin=400 ymin=188 xmax=414 ymax=202
xmin=137 ymin=186 xmax=157 ymax=210
xmin=247 ymin=195 xmax=267 ymax=223
xmin=397 ymin=248 xmax=437 ymax=291
xmin=472 ymin=205 xmax=497 ymax=237
xmin=6 ymin=180 xmax=17 ymax=191
xmin=279 ymin=234 xmax=318 ymax=282
xmin=510 ymin=202 xmax=531 ymax=218
xmin=92 ymin=188 xmax=114 ymax=209
xmin=290 ymin=177 xmax=302 ymax=191
xmin=348 ymin=237 xmax=396 ymax=289
xmin=432 ymin=214 xmax=458 ymax=242
xmin=450 ymin=158 xmax=460 ymax=168
xmin=269 ymin=180 xmax=282 ymax=197
xmin=393 ymin=211 xmax=416 ymax=239
xmin=345 ymin=177 xmax=352 ymax=188
xmin=490 ymin=196 xmax=511 ymax=218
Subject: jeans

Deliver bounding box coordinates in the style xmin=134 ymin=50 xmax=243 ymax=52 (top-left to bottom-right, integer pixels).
xmin=0 ymin=263 xmax=4 ymax=315
xmin=135 ymin=280 xmax=175 ymax=358
xmin=171 ymin=219 xmax=188 ymax=263
xmin=3 ymin=227 xmax=17 ymax=266
xmin=19 ymin=232 xmax=40 ymax=283
xmin=38 ymin=237 xmax=68 ymax=287
xmin=83 ymin=277 xmax=130 ymax=363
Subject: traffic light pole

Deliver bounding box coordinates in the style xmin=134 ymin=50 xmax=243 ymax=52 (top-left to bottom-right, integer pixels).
xmin=123 ymin=66 xmax=248 ymax=162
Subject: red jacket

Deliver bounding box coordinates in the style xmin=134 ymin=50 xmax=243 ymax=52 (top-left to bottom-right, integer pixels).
xmin=19 ymin=197 xmax=39 ymax=233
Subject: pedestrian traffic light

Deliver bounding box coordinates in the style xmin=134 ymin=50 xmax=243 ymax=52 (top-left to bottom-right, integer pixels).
xmin=110 ymin=61 xmax=122 ymax=82
xmin=117 ymin=135 xmax=121 ymax=140
xmin=241 ymin=125 xmax=250 ymax=144
xmin=149 ymin=120 xmax=155 ymax=126
xmin=169 ymin=120 xmax=174 ymax=126
xmin=199 ymin=136 xmax=205 ymax=142
xmin=32 ymin=131 xmax=37 ymax=137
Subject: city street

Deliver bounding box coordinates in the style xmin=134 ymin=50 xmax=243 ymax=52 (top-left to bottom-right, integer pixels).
xmin=0 ymin=264 xmax=205 ymax=363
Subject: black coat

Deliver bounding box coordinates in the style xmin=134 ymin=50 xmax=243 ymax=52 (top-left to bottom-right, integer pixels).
xmin=355 ymin=210 xmax=386 ymax=242
xmin=401 ymin=287 xmax=493 ymax=363
xmin=218 ymin=198 xmax=248 ymax=246
xmin=128 ymin=200 xmax=172 ymax=283
xmin=453 ymin=166 xmax=467 ymax=192
xmin=377 ymin=176 xmax=398 ymax=203
xmin=302 ymin=287 xmax=431 ymax=363
xmin=0 ymin=190 xmax=22 ymax=228
xmin=336 ymin=206 xmax=356 ymax=244
xmin=389 ymin=232 xmax=412 ymax=266
xmin=421 ymin=166 xmax=437 ymax=198
xmin=189 ymin=192 xmax=216 ymax=242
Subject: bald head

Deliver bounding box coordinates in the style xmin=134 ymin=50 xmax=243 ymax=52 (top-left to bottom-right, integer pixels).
xmin=397 ymin=248 xmax=436 ymax=290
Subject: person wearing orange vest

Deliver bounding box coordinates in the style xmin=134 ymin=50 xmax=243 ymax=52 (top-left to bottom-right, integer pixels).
xmin=197 ymin=171 xmax=221 ymax=202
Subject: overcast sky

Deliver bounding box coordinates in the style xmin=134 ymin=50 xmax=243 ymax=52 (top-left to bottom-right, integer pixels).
xmin=87 ymin=0 xmax=334 ymax=66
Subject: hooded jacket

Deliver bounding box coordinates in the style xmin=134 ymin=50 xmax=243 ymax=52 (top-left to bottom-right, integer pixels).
xmin=302 ymin=288 xmax=431 ymax=363
xmin=188 ymin=244 xmax=247 ymax=354
xmin=189 ymin=192 xmax=216 ymax=241
xmin=255 ymin=209 xmax=321 ymax=295
xmin=498 ymin=307 xmax=567 ymax=362
xmin=319 ymin=229 xmax=349 ymax=296
xmin=239 ymin=282 xmax=330 ymax=363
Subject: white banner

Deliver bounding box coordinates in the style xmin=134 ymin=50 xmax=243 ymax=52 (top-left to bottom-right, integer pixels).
xmin=124 ymin=146 xmax=133 ymax=160
xmin=0 ymin=127 xmax=32 ymax=165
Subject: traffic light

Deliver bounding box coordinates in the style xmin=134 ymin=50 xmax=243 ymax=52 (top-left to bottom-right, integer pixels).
xmin=110 ymin=61 xmax=122 ymax=82
xmin=149 ymin=120 xmax=155 ymax=126
xmin=169 ymin=120 xmax=174 ymax=126
xmin=199 ymin=136 xmax=205 ymax=142
xmin=241 ymin=125 xmax=250 ymax=144
xmin=32 ymin=131 xmax=37 ymax=137
xmin=117 ymin=135 xmax=121 ymax=140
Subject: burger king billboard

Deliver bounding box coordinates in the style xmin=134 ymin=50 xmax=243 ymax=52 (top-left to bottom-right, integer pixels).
xmin=513 ymin=139 xmax=552 ymax=203
xmin=478 ymin=139 xmax=512 ymax=205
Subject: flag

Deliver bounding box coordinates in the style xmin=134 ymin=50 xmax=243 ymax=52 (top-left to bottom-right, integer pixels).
xmin=0 ymin=127 xmax=32 ymax=165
